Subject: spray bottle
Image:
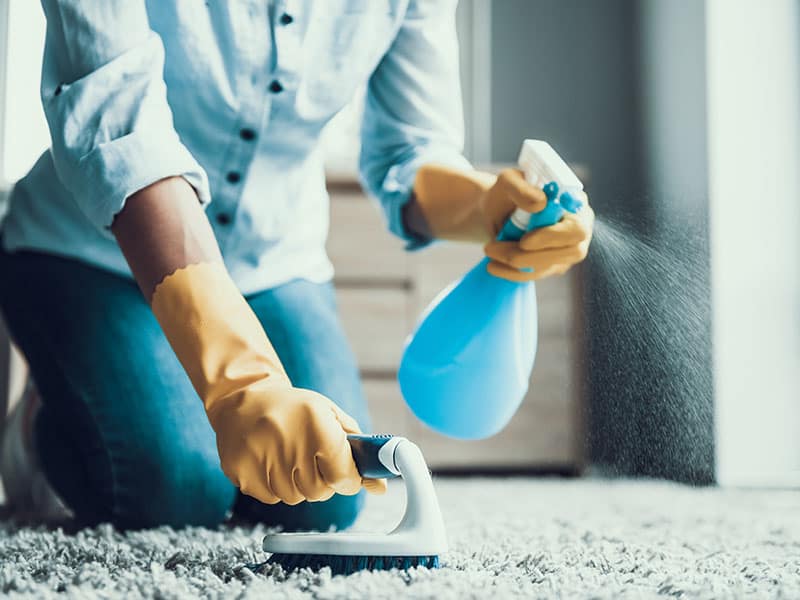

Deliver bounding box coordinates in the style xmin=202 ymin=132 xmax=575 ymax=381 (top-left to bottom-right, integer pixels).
xmin=398 ymin=140 xmax=584 ymax=439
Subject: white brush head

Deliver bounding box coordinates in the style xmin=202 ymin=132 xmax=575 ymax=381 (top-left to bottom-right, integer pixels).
xmin=517 ymin=139 xmax=583 ymax=191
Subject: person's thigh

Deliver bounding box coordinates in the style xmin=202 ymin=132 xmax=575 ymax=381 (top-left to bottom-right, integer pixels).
xmin=0 ymin=248 xmax=236 ymax=528
xmin=235 ymin=279 xmax=370 ymax=530
xmin=246 ymin=279 xmax=370 ymax=428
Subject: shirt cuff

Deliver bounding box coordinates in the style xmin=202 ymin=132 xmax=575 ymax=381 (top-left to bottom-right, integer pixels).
xmin=73 ymin=129 xmax=210 ymax=231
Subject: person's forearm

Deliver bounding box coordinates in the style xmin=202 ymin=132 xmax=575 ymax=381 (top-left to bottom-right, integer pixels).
xmin=119 ymin=177 xmax=382 ymax=504
xmin=111 ymin=176 xmax=222 ymax=302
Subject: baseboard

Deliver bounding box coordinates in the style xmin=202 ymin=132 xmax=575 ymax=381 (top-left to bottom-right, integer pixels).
xmin=716 ymin=469 xmax=800 ymax=489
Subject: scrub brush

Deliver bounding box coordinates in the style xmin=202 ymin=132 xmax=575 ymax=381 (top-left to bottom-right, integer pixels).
xmin=259 ymin=434 xmax=447 ymax=575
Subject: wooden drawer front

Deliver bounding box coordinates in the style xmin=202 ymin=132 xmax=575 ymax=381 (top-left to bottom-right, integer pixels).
xmin=364 ymin=370 xmax=575 ymax=468
xmin=410 ymin=241 xmax=483 ymax=310
xmin=530 ymin=335 xmax=575 ymax=397
xmin=535 ymin=274 xmax=574 ymax=337
xmin=328 ymin=192 xmax=409 ymax=282
xmin=362 ymin=379 xmax=415 ymax=438
xmin=336 ymin=288 xmax=409 ymax=373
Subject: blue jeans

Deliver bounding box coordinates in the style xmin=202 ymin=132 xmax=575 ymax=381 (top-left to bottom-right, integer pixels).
xmin=0 ymin=246 xmax=370 ymax=530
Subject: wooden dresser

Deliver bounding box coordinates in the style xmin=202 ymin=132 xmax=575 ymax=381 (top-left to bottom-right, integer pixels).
xmin=327 ymin=181 xmax=585 ymax=473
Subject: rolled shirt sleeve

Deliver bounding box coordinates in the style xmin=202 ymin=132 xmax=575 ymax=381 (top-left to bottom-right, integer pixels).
xmin=40 ymin=0 xmax=209 ymax=232
xmin=359 ymin=0 xmax=473 ymax=249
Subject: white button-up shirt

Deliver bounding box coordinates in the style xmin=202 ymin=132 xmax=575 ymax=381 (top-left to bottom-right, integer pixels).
xmin=2 ymin=0 xmax=471 ymax=294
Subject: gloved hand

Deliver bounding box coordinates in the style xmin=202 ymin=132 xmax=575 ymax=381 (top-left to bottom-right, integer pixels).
xmin=151 ymin=262 xmax=387 ymax=505
xmin=412 ymin=164 xmax=594 ymax=281
xmin=483 ymin=176 xmax=594 ymax=282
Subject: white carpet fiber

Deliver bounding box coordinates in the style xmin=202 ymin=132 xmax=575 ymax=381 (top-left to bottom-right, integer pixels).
xmin=1 ymin=478 xmax=798 ymax=598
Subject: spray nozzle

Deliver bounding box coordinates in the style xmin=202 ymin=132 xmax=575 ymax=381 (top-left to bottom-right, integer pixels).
xmin=502 ymin=140 xmax=585 ymax=239
xmin=518 ymin=139 xmax=584 ymax=195
xmin=543 ymin=181 xmax=560 ymax=202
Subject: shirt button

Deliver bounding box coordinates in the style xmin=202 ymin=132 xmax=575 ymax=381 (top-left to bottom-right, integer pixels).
xmin=215 ymin=213 xmax=232 ymax=226
xmin=279 ymin=13 xmax=294 ymax=25
xmin=239 ymin=128 xmax=257 ymax=141
xmin=269 ymin=80 xmax=284 ymax=94
xmin=226 ymin=171 xmax=242 ymax=184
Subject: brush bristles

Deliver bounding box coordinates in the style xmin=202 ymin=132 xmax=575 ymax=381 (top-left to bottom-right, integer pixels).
xmin=263 ymin=553 xmax=440 ymax=575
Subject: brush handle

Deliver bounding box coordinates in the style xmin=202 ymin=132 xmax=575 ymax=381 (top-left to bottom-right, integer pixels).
xmin=347 ymin=434 xmax=402 ymax=479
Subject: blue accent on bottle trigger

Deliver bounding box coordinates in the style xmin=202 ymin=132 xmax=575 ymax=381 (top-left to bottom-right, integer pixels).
xmin=559 ymin=190 xmax=584 ymax=214
xmin=497 ymin=181 xmax=583 ymax=272
xmin=498 ymin=181 xmax=583 ymax=244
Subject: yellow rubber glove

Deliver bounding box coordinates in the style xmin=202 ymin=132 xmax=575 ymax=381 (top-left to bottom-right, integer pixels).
xmin=151 ymin=262 xmax=386 ymax=505
xmin=413 ymin=164 xmax=594 ymax=281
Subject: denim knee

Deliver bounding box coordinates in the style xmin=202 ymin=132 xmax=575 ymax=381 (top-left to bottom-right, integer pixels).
xmin=37 ymin=408 xmax=237 ymax=529
xmin=112 ymin=440 xmax=237 ymax=529
xmin=234 ymin=489 xmax=365 ymax=532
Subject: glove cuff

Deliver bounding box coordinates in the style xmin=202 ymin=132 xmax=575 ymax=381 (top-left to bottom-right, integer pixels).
xmin=150 ymin=262 xmax=290 ymax=411
xmin=412 ymin=164 xmax=496 ymax=243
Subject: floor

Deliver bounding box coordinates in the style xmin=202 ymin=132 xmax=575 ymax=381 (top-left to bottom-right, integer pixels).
xmin=1 ymin=478 xmax=798 ymax=599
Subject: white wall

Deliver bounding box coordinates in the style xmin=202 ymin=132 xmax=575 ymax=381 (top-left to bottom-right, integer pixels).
xmin=707 ymin=0 xmax=800 ymax=487
xmin=455 ymin=0 xmax=491 ymax=164
xmin=0 ymin=0 xmax=8 ymax=194
xmin=0 ymin=0 xmax=48 ymax=186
